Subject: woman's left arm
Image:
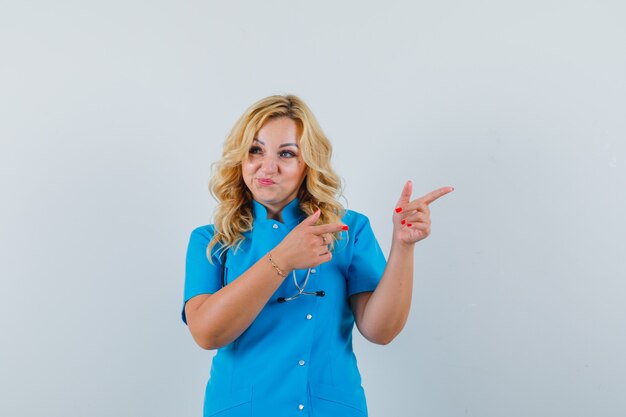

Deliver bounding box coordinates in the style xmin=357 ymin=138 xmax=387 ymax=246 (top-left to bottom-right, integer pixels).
xmin=350 ymin=181 xmax=454 ymax=345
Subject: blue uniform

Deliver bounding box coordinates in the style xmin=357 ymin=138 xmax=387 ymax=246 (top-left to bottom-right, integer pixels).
xmin=182 ymin=198 xmax=387 ymax=417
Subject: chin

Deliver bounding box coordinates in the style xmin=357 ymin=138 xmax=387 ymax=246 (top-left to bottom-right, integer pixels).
xmin=253 ymin=192 xmax=280 ymax=203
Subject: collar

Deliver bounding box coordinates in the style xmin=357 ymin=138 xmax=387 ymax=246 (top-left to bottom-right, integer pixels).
xmin=252 ymin=197 xmax=303 ymax=225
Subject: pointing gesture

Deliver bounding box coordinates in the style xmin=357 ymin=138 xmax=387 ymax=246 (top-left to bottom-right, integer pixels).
xmin=273 ymin=209 xmax=348 ymax=272
xmin=392 ymin=180 xmax=454 ymax=245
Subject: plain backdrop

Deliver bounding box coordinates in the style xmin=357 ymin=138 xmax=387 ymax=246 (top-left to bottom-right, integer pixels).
xmin=1 ymin=1 xmax=625 ymax=416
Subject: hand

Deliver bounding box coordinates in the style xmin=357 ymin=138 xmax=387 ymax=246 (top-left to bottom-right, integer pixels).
xmin=393 ymin=181 xmax=454 ymax=246
xmin=272 ymin=209 xmax=348 ymax=272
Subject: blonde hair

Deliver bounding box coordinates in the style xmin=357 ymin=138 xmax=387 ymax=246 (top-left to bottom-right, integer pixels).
xmin=207 ymin=94 xmax=344 ymax=261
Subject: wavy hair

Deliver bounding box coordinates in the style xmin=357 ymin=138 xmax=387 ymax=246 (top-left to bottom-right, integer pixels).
xmin=206 ymin=94 xmax=345 ymax=261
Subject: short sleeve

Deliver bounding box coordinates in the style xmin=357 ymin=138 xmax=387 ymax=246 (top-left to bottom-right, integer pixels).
xmin=181 ymin=225 xmax=222 ymax=325
xmin=346 ymin=215 xmax=386 ymax=296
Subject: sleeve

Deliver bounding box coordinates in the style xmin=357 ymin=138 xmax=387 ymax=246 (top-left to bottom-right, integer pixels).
xmin=346 ymin=215 xmax=387 ymax=296
xmin=181 ymin=225 xmax=223 ymax=325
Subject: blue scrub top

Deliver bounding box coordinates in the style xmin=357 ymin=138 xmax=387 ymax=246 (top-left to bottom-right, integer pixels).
xmin=182 ymin=198 xmax=387 ymax=417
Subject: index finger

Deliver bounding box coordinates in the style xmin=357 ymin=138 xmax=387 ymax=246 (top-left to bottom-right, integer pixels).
xmin=419 ymin=186 xmax=454 ymax=205
xmin=309 ymin=223 xmax=349 ymax=235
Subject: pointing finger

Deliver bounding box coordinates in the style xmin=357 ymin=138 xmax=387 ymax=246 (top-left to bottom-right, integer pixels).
xmin=300 ymin=208 xmax=321 ymax=226
xmin=310 ymin=223 xmax=349 ymax=235
xmin=419 ymin=186 xmax=454 ymax=205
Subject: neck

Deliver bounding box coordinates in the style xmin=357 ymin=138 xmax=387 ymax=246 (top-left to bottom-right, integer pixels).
xmin=252 ymin=197 xmax=300 ymax=224
xmin=265 ymin=206 xmax=283 ymax=222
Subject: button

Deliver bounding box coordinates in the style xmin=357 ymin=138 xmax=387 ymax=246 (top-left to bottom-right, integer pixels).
xmin=298 ymin=404 xmax=305 ymax=410
xmin=311 ymin=268 xmax=316 ymax=273
xmin=306 ymin=314 xmax=313 ymax=320
xmin=272 ymin=224 xmax=278 ymax=229
xmin=298 ymin=360 xmax=305 ymax=366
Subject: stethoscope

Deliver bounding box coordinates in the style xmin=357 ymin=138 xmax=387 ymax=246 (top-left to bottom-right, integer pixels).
xmin=277 ymin=268 xmax=325 ymax=303
xmin=220 ymin=252 xmax=325 ymax=303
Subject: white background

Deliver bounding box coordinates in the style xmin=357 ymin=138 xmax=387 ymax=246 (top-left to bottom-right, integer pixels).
xmin=1 ymin=1 xmax=625 ymax=416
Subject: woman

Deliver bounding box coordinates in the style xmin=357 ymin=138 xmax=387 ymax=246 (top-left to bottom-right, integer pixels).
xmin=182 ymin=94 xmax=453 ymax=416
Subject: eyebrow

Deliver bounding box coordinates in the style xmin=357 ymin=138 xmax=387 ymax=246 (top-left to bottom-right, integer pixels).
xmin=253 ymin=138 xmax=299 ymax=148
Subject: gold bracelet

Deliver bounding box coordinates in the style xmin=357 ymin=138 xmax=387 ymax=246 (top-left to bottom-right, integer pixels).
xmin=268 ymin=252 xmax=286 ymax=278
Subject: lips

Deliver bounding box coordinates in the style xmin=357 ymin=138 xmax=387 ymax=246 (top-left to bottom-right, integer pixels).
xmin=257 ymin=178 xmax=275 ymax=186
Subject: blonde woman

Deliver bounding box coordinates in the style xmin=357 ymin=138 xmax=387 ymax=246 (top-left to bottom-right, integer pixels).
xmin=182 ymin=94 xmax=453 ymax=417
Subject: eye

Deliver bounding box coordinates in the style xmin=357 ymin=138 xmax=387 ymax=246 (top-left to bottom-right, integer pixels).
xmin=280 ymin=150 xmax=297 ymax=158
xmin=249 ymin=146 xmax=263 ymax=155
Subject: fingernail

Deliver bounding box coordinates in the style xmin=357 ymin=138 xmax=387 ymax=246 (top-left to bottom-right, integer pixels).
xmin=341 ymin=225 xmax=349 ymax=231
xmin=401 ymin=219 xmax=406 ymax=225
xmin=395 ymin=207 xmax=402 ymax=213
xmin=407 ymin=223 xmax=413 ymax=227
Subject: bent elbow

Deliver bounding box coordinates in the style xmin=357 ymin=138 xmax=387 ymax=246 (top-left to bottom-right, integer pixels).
xmin=196 ymin=338 xmax=216 ymax=350
xmin=200 ymin=342 xmax=219 ymax=351
xmin=369 ymin=334 xmax=395 ymax=345
xmin=188 ymin=325 xmax=219 ymax=350
xmin=361 ymin=326 xmax=401 ymax=345
xmin=193 ymin=332 xmax=225 ymax=350
xmin=195 ymin=336 xmax=221 ymax=351
xmin=192 ymin=330 xmax=232 ymax=350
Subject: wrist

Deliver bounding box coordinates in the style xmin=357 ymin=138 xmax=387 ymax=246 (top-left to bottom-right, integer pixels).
xmin=269 ymin=246 xmax=292 ymax=273
xmin=391 ymin=238 xmax=415 ymax=253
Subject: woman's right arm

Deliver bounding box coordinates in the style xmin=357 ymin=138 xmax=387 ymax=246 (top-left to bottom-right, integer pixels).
xmin=184 ymin=249 xmax=290 ymax=350
xmin=184 ymin=210 xmax=347 ymax=350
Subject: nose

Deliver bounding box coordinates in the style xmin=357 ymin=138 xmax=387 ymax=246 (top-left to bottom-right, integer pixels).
xmin=259 ymin=154 xmax=278 ymax=175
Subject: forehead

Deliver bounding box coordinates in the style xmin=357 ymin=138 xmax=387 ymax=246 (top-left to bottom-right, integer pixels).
xmin=255 ymin=117 xmax=301 ymax=145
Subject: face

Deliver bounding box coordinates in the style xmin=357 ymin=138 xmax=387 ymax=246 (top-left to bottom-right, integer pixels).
xmin=242 ymin=117 xmax=307 ymax=219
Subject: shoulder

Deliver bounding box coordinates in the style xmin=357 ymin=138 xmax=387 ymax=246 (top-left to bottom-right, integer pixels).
xmin=189 ymin=224 xmax=217 ymax=240
xmin=189 ymin=224 xmax=215 ymax=249
xmin=191 ymin=224 xmax=215 ymax=238
xmin=186 ymin=225 xmax=221 ymax=261
xmin=341 ymin=209 xmax=373 ymax=231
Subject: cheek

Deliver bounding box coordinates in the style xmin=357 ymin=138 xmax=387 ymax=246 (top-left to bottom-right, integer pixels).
xmin=288 ymin=161 xmax=307 ymax=182
xmin=241 ymin=160 xmax=257 ymax=176
xmin=241 ymin=164 xmax=255 ymax=189
xmin=283 ymin=160 xmax=301 ymax=172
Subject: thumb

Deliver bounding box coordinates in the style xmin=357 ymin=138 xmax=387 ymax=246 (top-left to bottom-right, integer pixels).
xmin=300 ymin=208 xmax=321 ymax=226
xmin=396 ymin=180 xmax=412 ymax=207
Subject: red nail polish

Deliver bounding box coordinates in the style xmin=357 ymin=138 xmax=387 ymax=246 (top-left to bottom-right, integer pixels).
xmin=395 ymin=207 xmax=402 ymax=213
xmin=401 ymin=219 xmax=406 ymax=225
xmin=341 ymin=225 xmax=349 ymax=230
xmin=407 ymin=223 xmax=412 ymax=227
